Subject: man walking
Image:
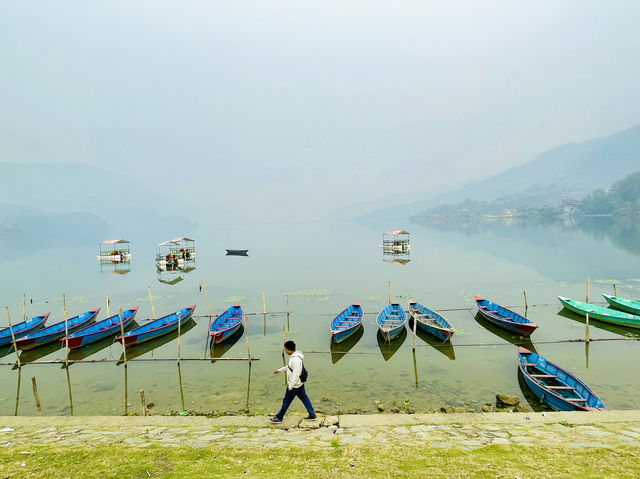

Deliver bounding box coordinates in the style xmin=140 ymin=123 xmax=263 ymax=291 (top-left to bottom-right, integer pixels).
xmin=270 ymin=340 xmax=316 ymax=423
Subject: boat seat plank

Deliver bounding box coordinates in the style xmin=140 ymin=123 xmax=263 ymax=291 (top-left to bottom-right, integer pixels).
xmin=339 ymin=320 xmax=360 ymax=324
xmin=566 ymin=398 xmax=587 ymax=402
xmin=485 ymin=310 xmax=498 ymax=313
xmin=547 ymin=386 xmax=575 ymax=390
xmin=522 ymin=363 xmax=538 ymax=367
xmin=344 ymin=315 xmax=361 ymax=319
xmin=530 ymin=374 xmax=556 ymax=378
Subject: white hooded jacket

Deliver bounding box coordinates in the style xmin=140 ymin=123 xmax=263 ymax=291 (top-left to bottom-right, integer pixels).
xmin=278 ymin=350 xmax=304 ymax=389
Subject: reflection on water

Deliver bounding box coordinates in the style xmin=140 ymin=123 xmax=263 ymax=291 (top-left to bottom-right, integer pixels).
xmin=330 ymin=324 xmax=364 ymax=364
xmin=414 ymin=325 xmax=456 ymax=360
xmin=473 ymin=313 xmax=538 ymax=354
xmin=377 ymin=328 xmax=407 ymax=361
xmin=117 ymin=319 xmax=197 ymax=364
xmin=210 ymin=326 xmax=244 ymax=363
xmin=18 ymin=340 xmax=62 ymax=365
xmin=557 ymin=309 xmax=640 ymax=339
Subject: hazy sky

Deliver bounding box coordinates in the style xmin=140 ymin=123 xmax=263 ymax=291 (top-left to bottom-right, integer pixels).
xmin=1 ymin=1 xmax=639 ymax=220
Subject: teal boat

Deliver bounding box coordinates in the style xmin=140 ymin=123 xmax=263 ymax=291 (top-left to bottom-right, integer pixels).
xmin=557 ymin=296 xmax=640 ymax=329
xmin=603 ymin=294 xmax=640 ymax=316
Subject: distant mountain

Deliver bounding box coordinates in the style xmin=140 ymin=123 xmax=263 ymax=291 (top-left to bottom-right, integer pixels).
xmin=360 ymin=125 xmax=640 ymax=223
xmin=0 ymin=162 xmax=197 ymax=238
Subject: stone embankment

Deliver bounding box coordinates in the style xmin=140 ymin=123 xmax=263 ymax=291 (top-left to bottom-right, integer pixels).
xmin=1 ymin=411 xmax=638 ymax=450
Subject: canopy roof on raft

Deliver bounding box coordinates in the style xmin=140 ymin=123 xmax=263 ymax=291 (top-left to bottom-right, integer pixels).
xmin=383 ymin=230 xmax=409 ymax=235
xmin=157 ymin=237 xmax=195 ymax=247
xmin=100 ymin=239 xmax=130 ymax=245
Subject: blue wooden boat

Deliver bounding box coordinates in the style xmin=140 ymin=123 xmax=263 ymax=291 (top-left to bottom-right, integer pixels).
xmin=0 ymin=313 xmax=50 ymax=347
xmin=407 ymin=300 xmax=454 ymax=341
xmin=474 ymin=295 xmax=538 ymax=336
xmin=209 ymin=303 xmax=243 ymax=344
xmin=14 ymin=309 xmax=100 ymax=351
xmin=63 ymin=307 xmax=139 ymax=349
xmin=377 ymin=303 xmax=406 ymax=342
xmin=330 ymin=302 xmax=363 ymax=343
xmin=116 ymin=305 xmax=196 ymax=347
xmin=518 ymin=347 xmax=605 ymax=411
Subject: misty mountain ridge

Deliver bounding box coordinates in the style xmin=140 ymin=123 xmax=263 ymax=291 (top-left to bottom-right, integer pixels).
xmin=359 ymin=124 xmax=640 ymax=224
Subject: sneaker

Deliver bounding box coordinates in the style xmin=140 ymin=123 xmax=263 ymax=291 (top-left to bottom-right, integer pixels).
xmin=269 ymin=416 xmax=283 ymax=423
xmin=304 ymin=414 xmax=317 ymax=420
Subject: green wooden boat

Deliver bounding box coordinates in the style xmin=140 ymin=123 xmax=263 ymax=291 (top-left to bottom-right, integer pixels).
xmin=603 ymin=294 xmax=640 ymax=316
xmin=557 ymin=296 xmax=640 ymax=329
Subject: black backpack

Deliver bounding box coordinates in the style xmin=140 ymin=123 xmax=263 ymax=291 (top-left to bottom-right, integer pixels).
xmin=288 ymin=361 xmax=308 ymax=383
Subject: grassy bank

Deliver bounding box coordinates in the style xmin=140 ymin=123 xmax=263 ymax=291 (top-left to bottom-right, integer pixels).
xmin=1 ymin=443 xmax=637 ymax=478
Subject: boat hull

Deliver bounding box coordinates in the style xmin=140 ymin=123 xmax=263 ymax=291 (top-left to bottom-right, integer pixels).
xmin=0 ymin=314 xmax=50 ymax=347
xmin=210 ymin=322 xmax=243 ymax=344
xmin=64 ymin=308 xmax=138 ymax=349
xmin=408 ymin=301 xmax=454 ymax=341
xmin=558 ymin=296 xmax=640 ymax=329
xmin=377 ymin=303 xmax=407 ymax=343
xmin=330 ymin=303 xmax=364 ymax=343
xmin=15 ymin=310 xmax=100 ymax=350
xmin=209 ymin=304 xmax=243 ymax=344
xmin=118 ymin=306 xmax=196 ymax=347
xmin=602 ymin=294 xmax=640 ymax=316
xmin=474 ymin=296 xmax=537 ymax=336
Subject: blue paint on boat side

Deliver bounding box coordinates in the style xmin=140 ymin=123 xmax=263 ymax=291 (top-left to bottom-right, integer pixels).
xmin=64 ymin=307 xmax=139 ymax=348
xmin=474 ymin=295 xmax=538 ymax=336
xmin=15 ymin=309 xmax=100 ymax=350
xmin=209 ymin=304 xmax=244 ymax=343
xmin=117 ymin=306 xmax=196 ymax=347
xmin=377 ymin=303 xmax=406 ymax=342
xmin=517 ymin=347 xmax=605 ymax=411
xmin=407 ymin=301 xmax=454 ymax=341
xmin=330 ymin=303 xmax=364 ymax=343
xmin=0 ymin=313 xmax=50 ymax=346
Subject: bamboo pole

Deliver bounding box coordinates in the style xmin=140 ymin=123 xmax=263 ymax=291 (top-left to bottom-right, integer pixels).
xmin=245 ymin=361 xmax=252 ymax=410
xmin=262 ymin=292 xmax=266 ymax=315
xmin=177 ymin=308 xmax=182 ymax=364
xmin=201 ymin=281 xmax=213 ymax=359
xmin=585 ymin=313 xmax=590 ymax=342
xmin=119 ymin=306 xmax=127 ymax=365
xmin=523 ymin=290 xmax=528 ymax=316
xmin=124 ymin=365 xmax=128 ymax=415
xmin=585 ymin=341 xmax=590 ymax=369
xmin=281 ymin=324 xmax=286 ymax=362
xmin=388 ymin=281 xmax=391 ymax=304
xmin=140 ymin=389 xmax=147 ymax=416
xmin=147 ymin=286 xmax=156 ymax=320
xmin=106 ymin=295 xmax=110 ymax=317
xmin=22 ymin=294 xmax=26 ymax=322
xmin=262 ymin=292 xmax=267 ymax=336
xmin=177 ymin=363 xmax=185 ymax=412
xmin=286 ymin=294 xmax=290 ymax=332
xmin=243 ymin=314 xmax=252 ymax=362
xmin=613 ymin=283 xmax=617 ymax=296
xmin=5 ymin=306 xmax=21 ymax=369
xmin=586 ymin=277 xmax=590 ymax=303
xmin=412 ymin=313 xmax=417 ymax=351
xmin=65 ymin=366 xmax=74 ymax=416
xmin=31 ymin=376 xmax=42 ymax=415
xmin=412 ymin=349 xmax=419 ymax=388
xmin=14 ymin=367 xmax=21 ymax=416
xmin=63 ymin=294 xmax=69 ymax=367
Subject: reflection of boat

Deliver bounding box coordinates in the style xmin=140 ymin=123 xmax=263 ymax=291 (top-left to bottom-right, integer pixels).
xmin=330 ymin=302 xmax=363 ymax=343
xmin=66 ymin=323 xmax=137 ymax=364
xmin=157 ymin=272 xmax=184 ymax=285
xmin=377 ymin=328 xmax=406 ymax=361
xmin=558 ymin=296 xmax=640 ymax=329
xmin=15 ymin=309 xmax=100 ymax=350
xmin=116 ymin=306 xmax=196 ymax=347
xmin=18 ymin=338 xmax=63 ymax=364
xmin=0 ymin=313 xmax=50 ymax=346
xmin=407 ymin=301 xmax=454 ymax=341
xmin=383 ymin=258 xmax=410 ymax=265
xmin=63 ymin=307 xmax=138 ymax=349
xmin=377 ymin=303 xmax=406 ymax=342
xmin=117 ymin=318 xmax=197 ymax=364
xmin=414 ymin=326 xmax=456 ymax=360
xmin=517 ymin=347 xmax=605 ymax=411
xmin=330 ymin=323 xmax=364 ymax=364
xmin=557 ymin=309 xmax=640 ymax=339
xmin=209 ymin=304 xmax=243 ymax=344
xmin=474 ymin=312 xmax=538 ymax=353
xmin=474 ymin=295 xmax=538 ymax=336
xmin=603 ymin=294 xmax=640 ymax=315
xmin=210 ymin=326 xmax=244 ymax=363
xmin=226 ymin=249 xmax=249 ymax=256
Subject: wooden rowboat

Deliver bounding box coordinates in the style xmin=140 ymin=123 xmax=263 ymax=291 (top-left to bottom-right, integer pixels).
xmin=209 ymin=303 xmax=244 ymax=344
xmin=14 ymin=309 xmax=100 ymax=350
xmin=226 ymin=249 xmax=249 ymax=256
xmin=0 ymin=313 xmax=50 ymax=347
xmin=557 ymin=296 xmax=640 ymax=329
xmin=62 ymin=307 xmax=139 ymax=349
xmin=407 ymin=300 xmax=454 ymax=341
xmin=474 ymin=295 xmax=538 ymax=336
xmin=330 ymin=302 xmax=363 ymax=343
xmin=116 ymin=306 xmax=196 ymax=347
xmin=377 ymin=303 xmax=406 ymax=342
xmin=602 ymin=294 xmax=640 ymax=316
xmin=518 ymin=347 xmax=605 ymax=411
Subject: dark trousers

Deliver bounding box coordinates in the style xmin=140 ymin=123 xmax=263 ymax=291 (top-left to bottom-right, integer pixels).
xmin=275 ymin=384 xmax=315 ymax=419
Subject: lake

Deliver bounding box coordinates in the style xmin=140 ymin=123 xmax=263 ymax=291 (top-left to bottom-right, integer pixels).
xmin=0 ymin=218 xmax=638 ymax=416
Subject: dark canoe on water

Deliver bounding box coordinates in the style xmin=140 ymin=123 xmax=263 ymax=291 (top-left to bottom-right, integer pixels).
xmin=15 ymin=309 xmax=100 ymax=350
xmin=226 ymin=249 xmax=249 ymax=256
xmin=517 ymin=347 xmax=605 ymax=411
xmin=377 ymin=303 xmax=406 ymax=342
xmin=557 ymin=296 xmax=640 ymax=329
xmin=62 ymin=307 xmax=139 ymax=349
xmin=209 ymin=303 xmax=243 ymax=344
xmin=602 ymin=294 xmax=640 ymax=316
xmin=116 ymin=305 xmax=196 ymax=347
xmin=0 ymin=313 xmax=50 ymax=346
xmin=474 ymin=295 xmax=538 ymax=336
xmin=330 ymin=302 xmax=364 ymax=343
xmin=407 ymin=300 xmax=454 ymax=341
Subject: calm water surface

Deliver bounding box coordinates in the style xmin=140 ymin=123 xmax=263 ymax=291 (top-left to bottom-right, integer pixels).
xmin=0 ymin=219 xmax=638 ymax=416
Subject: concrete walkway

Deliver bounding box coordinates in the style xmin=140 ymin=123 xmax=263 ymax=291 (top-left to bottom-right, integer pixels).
xmin=1 ymin=411 xmax=639 ymax=450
